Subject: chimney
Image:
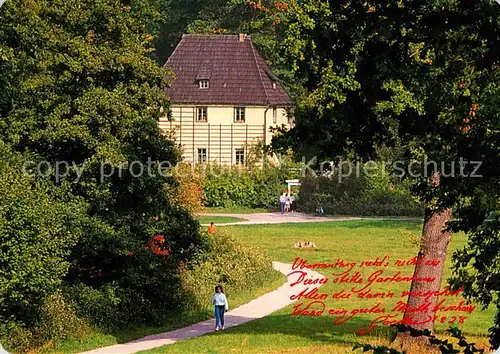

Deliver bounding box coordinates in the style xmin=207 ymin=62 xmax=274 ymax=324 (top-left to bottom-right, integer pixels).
xmin=239 ymin=33 xmax=247 ymax=42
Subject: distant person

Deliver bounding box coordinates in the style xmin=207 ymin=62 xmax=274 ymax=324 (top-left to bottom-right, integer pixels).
xmin=316 ymin=202 xmax=325 ymax=217
xmin=208 ymin=222 xmax=216 ymax=234
xmin=213 ymin=285 xmax=228 ymax=331
xmin=290 ymin=192 xmax=295 ymax=212
xmin=279 ymin=192 xmax=286 ymax=214
xmin=285 ymin=193 xmax=291 ymax=213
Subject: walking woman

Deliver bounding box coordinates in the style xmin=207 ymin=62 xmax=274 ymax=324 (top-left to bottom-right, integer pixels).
xmin=213 ymin=285 xmax=229 ymax=331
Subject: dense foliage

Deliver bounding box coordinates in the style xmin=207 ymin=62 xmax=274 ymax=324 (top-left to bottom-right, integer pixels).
xmin=299 ymin=165 xmax=422 ymax=217
xmin=0 ymin=0 xmax=207 ymax=350
xmin=203 ymin=157 xmax=300 ymax=209
xmin=180 ymin=230 xmax=280 ymax=313
xmin=451 ymin=214 xmax=500 ymax=347
xmin=166 ymin=163 xmax=207 ymax=214
xmin=0 ymin=143 xmax=86 ymax=343
xmin=275 ymin=0 xmax=500 ymax=342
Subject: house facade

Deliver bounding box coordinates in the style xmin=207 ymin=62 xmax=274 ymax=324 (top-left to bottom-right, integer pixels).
xmin=162 ymin=34 xmax=293 ymax=165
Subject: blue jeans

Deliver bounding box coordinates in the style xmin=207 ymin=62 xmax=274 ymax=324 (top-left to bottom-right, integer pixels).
xmin=215 ymin=305 xmax=225 ymax=328
xmin=280 ymin=202 xmax=285 ymax=214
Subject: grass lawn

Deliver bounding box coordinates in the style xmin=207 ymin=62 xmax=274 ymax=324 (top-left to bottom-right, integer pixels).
xmin=141 ymin=220 xmax=493 ymax=354
xmin=41 ymin=271 xmax=285 ymax=354
xmin=197 ymin=215 xmax=247 ymax=224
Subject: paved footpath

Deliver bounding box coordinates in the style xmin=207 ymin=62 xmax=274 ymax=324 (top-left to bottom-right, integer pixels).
xmin=200 ymin=211 xmax=420 ymax=226
xmin=79 ymin=261 xmax=326 ymax=354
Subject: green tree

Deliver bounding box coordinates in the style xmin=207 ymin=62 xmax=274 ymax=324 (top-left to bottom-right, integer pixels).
xmin=279 ymin=0 xmax=500 ymax=344
xmin=0 ymin=0 xmax=207 ymax=331
xmin=154 ymin=0 xmax=203 ymax=61
xmin=0 ymin=142 xmax=85 ymax=336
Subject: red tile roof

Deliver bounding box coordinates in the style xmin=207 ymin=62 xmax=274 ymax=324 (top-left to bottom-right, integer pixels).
xmin=164 ymin=34 xmax=293 ymax=106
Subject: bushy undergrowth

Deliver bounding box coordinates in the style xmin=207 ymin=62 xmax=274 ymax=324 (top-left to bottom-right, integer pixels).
xmin=2 ymin=294 xmax=91 ymax=352
xmin=203 ymin=155 xmax=301 ymax=209
xmin=179 ymin=231 xmax=277 ymax=312
xmin=299 ymin=164 xmax=423 ymax=217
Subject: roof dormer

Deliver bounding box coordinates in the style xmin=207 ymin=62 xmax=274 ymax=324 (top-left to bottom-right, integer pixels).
xmin=196 ymin=70 xmax=211 ymax=89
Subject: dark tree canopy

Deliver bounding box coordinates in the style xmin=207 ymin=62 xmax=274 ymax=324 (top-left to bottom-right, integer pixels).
xmin=278 ymin=0 xmax=500 ymax=344
xmin=0 ymin=0 xmax=207 ymax=335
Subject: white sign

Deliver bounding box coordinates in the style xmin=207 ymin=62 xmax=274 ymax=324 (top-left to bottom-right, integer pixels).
xmin=0 ymin=342 xmax=9 ymax=354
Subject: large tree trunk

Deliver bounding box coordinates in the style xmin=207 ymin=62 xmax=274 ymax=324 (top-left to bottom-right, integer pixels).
xmin=396 ymin=172 xmax=453 ymax=347
xmin=402 ymin=206 xmax=452 ymax=330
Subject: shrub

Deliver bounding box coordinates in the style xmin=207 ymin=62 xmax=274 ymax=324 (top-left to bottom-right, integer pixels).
xmin=0 ymin=0 xmax=210 ymax=349
xmin=166 ymin=163 xmax=206 ymax=214
xmin=179 ymin=231 xmax=276 ymax=312
xmin=63 ymin=284 xmax=122 ymax=330
xmin=299 ymin=162 xmax=423 ymax=217
xmin=38 ymin=293 xmax=90 ymax=341
xmin=2 ymin=325 xmax=35 ymax=354
xmin=0 ymin=144 xmax=86 ymax=349
xmin=202 ymin=154 xmax=301 ymax=209
xmin=2 ymin=294 xmax=90 ymax=353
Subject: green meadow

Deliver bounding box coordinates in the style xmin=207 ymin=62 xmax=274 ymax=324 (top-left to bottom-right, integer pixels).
xmin=141 ymin=220 xmax=492 ymax=354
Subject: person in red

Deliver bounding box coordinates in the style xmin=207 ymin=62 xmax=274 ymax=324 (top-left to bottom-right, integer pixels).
xmin=208 ymin=222 xmax=216 ymax=234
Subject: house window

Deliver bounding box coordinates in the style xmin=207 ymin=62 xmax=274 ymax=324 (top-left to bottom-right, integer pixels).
xmin=234 ymin=107 xmax=245 ymax=123
xmin=197 ymin=107 xmax=208 ymax=122
xmin=273 ymin=108 xmax=277 ymax=124
xmin=198 ymin=148 xmax=207 ymax=164
xmin=235 ymin=148 xmax=245 ymax=165
xmin=199 ymin=80 xmax=209 ymax=89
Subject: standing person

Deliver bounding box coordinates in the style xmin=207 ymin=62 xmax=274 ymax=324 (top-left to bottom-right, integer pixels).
xmin=279 ymin=192 xmax=286 ymax=214
xmin=285 ymin=193 xmax=291 ymax=213
xmin=213 ymin=285 xmax=228 ymax=331
xmin=316 ymin=202 xmax=325 ymax=216
xmin=208 ymin=222 xmax=216 ymax=234
xmin=290 ymin=192 xmax=295 ymax=213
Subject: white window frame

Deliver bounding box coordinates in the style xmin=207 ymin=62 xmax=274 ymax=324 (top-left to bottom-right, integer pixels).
xmin=197 ymin=148 xmax=207 ymax=164
xmin=197 ymin=107 xmax=208 ymax=122
xmin=273 ymin=108 xmax=277 ymax=124
xmin=199 ymin=80 xmax=209 ymax=89
xmin=235 ymin=148 xmax=245 ymax=165
xmin=234 ymin=107 xmax=246 ymax=123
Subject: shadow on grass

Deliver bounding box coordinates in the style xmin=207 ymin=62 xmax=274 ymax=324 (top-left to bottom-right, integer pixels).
xmin=323 ymin=219 xmax=422 ymax=230
xmin=217 ymin=314 xmax=394 ymax=348
xmin=229 ymin=219 xmax=422 ymax=230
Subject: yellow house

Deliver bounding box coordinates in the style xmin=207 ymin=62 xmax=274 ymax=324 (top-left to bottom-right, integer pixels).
xmin=162 ymin=34 xmax=293 ymax=165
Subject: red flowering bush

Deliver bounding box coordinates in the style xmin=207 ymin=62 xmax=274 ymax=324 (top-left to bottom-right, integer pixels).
xmin=149 ymin=235 xmax=169 ymax=256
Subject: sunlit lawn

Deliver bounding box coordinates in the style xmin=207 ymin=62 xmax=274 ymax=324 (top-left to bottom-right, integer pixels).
xmin=141 ymin=220 xmax=492 ymax=354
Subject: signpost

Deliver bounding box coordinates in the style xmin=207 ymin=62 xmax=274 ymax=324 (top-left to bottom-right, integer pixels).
xmin=0 ymin=342 xmax=9 ymax=354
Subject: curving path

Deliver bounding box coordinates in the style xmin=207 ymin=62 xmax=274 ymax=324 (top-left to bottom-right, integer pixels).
xmin=199 ymin=211 xmax=420 ymax=226
xmin=79 ymin=261 xmax=326 ymax=354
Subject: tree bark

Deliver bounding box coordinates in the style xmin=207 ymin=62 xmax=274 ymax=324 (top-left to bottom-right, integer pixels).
xmin=402 ymin=206 xmax=452 ymax=330
xmin=397 ymin=172 xmax=453 ymax=343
